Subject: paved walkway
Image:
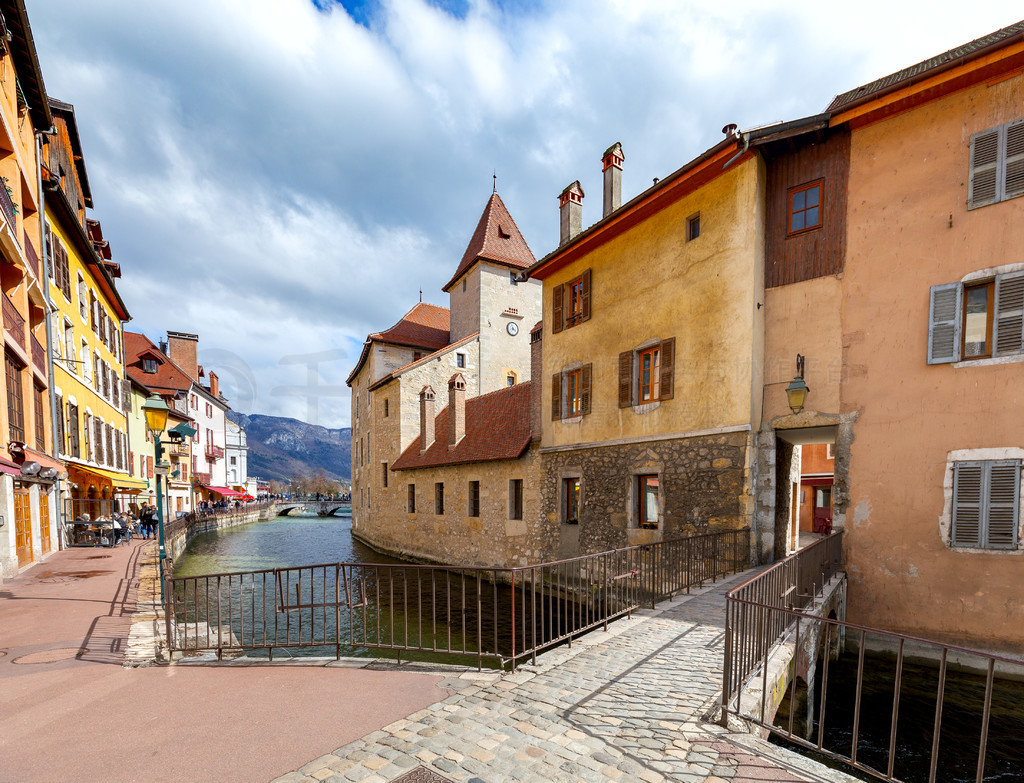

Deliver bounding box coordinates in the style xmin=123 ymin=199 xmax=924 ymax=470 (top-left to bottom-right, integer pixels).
xmin=271 ymin=572 xmax=855 ymax=783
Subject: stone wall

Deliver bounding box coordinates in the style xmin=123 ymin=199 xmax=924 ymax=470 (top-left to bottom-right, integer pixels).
xmin=352 ymin=450 xmax=545 ymax=569
xmin=539 ymin=430 xmax=754 ymax=559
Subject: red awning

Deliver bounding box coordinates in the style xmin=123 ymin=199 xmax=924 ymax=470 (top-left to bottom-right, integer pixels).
xmin=204 ymin=486 xmax=246 ymax=498
xmin=0 ymin=456 xmax=20 ymax=476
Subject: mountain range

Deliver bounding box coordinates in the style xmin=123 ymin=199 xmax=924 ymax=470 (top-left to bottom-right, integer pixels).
xmin=227 ymin=411 xmax=351 ymax=483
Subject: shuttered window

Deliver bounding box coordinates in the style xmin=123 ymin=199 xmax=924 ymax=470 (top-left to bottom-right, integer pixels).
xmin=928 ymin=272 xmax=1024 ymax=364
xmin=552 ymin=363 xmax=592 ymax=420
xmin=952 ymin=460 xmax=1020 ymax=549
xmin=618 ymin=338 xmax=676 ymax=407
xmin=968 ymin=118 xmax=1024 ymax=209
xmin=551 ymin=268 xmax=592 ymax=333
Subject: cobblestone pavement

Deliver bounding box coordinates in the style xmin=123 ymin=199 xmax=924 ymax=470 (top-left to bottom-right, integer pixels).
xmin=272 ymin=571 xmax=854 ymax=783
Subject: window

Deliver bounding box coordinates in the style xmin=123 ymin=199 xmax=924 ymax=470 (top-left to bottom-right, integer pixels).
xmin=787 ymin=180 xmax=823 ymax=235
xmin=407 ymin=484 xmax=416 ymax=513
xmin=686 ymin=212 xmax=701 ymax=241
xmin=230 ymin=456 xmax=237 ymax=465
xmin=552 ymin=363 xmax=592 ymax=420
xmin=968 ymin=118 xmax=1024 ymax=209
xmin=55 ymin=395 xmax=65 ymax=454
xmin=510 ymin=271 xmax=518 ymax=286
xmin=383 ymin=398 xmax=389 ymax=417
xmin=506 ymin=375 xmax=516 ymax=387
xmin=952 ymin=461 xmax=1020 ymax=549
xmin=456 ymin=353 xmax=466 ymax=368
xmin=637 ymin=475 xmax=660 ymax=529
xmin=619 ymin=339 xmax=675 ymax=408
xmin=468 ymin=480 xmax=480 ymax=517
xmin=928 ymin=272 xmax=1024 ymax=363
xmin=552 ymin=268 xmax=591 ymax=332
xmin=382 ymin=462 xmax=388 ymax=488
xmin=5 ymin=352 xmax=24 ymax=443
xmin=63 ymin=322 xmax=74 ymax=369
xmin=33 ymin=384 xmax=45 ymax=452
xmin=435 ymin=482 xmax=444 ymax=515
xmin=78 ymin=275 xmax=88 ymax=318
xmin=638 ymin=347 xmax=660 ymax=403
xmin=509 ymin=479 xmax=523 ymax=520
xmin=563 ymin=478 xmax=580 ymax=525
xmin=462 ymin=279 xmax=467 ymax=292
xmin=143 ymin=358 xmax=158 ymax=374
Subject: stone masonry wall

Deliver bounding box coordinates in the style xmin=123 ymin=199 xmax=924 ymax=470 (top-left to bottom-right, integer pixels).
xmin=539 ymin=430 xmax=754 ymax=559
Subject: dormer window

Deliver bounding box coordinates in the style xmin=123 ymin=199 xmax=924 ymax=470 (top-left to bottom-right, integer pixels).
xmin=143 ymin=358 xmax=158 ymax=374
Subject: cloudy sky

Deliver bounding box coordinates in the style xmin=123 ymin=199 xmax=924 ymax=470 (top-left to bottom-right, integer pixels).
xmin=28 ymin=0 xmax=1022 ymax=428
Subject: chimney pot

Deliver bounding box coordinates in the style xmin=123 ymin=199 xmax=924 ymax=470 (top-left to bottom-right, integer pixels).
xmin=558 ymin=180 xmax=584 ymax=246
xmin=419 ymin=386 xmax=436 ymax=453
xmin=601 ymin=142 xmax=624 ymax=218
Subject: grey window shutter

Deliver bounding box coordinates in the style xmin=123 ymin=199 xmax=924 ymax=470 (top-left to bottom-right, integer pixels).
xmin=968 ymin=127 xmax=999 ymax=209
xmin=1005 ymin=120 xmax=1024 ymax=201
xmin=952 ymin=462 xmax=983 ymax=547
xmin=993 ymin=272 xmax=1024 ymax=356
xmin=986 ymin=461 xmax=1020 ymax=549
xmin=927 ymin=283 xmax=961 ymax=364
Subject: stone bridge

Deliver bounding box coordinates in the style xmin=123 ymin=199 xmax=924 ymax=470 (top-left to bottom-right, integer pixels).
xmin=273 ymin=500 xmax=351 ymax=517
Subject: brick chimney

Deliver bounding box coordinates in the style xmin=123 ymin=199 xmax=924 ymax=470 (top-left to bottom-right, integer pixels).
xmin=558 ymin=181 xmax=584 ymax=246
xmin=448 ymin=373 xmax=466 ymax=448
xmin=602 ymin=142 xmax=624 ymax=218
xmin=209 ymin=371 xmax=219 ymax=398
xmin=419 ymin=386 xmax=435 ymax=453
xmin=166 ymin=331 xmax=199 ymax=380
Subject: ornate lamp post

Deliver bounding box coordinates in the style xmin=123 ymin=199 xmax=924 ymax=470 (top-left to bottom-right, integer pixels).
xmin=142 ymin=394 xmax=170 ymax=602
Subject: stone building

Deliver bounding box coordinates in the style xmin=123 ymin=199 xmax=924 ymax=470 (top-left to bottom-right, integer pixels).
xmin=347 ymin=190 xmax=543 ymax=564
xmin=526 ymin=142 xmax=765 ymax=559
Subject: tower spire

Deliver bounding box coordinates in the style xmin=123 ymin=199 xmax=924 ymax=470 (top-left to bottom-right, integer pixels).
xmin=493 ymin=170 xmax=497 ymax=193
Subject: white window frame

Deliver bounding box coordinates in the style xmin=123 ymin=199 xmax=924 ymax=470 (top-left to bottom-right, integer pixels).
xmin=927 ymin=267 xmax=1024 ymax=365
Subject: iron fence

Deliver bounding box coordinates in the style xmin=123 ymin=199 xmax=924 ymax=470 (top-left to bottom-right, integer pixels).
xmin=166 ymin=528 xmax=750 ymax=669
xmin=720 ymin=533 xmax=1024 ymax=783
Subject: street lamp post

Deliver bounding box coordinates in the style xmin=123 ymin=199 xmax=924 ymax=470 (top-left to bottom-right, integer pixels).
xmin=142 ymin=394 xmax=170 ymax=603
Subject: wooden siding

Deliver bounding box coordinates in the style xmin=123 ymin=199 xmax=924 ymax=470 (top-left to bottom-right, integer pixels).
xmin=764 ymin=129 xmax=850 ymax=288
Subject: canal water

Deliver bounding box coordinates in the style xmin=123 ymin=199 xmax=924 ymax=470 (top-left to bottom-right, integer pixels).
xmin=772 ymin=649 xmax=1024 ymax=783
xmin=173 ymin=511 xmax=586 ymax=667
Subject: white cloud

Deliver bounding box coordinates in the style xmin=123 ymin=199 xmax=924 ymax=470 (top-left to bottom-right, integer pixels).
xmin=27 ymin=0 xmax=1023 ymax=426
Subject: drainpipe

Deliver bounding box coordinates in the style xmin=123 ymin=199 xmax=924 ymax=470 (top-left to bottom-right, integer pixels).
xmin=36 ymin=128 xmax=64 ymax=547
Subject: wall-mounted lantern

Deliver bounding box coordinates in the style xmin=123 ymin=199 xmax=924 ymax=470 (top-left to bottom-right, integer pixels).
xmin=786 ymin=354 xmax=810 ymax=414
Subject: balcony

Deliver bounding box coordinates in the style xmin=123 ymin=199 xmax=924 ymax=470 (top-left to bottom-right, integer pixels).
xmin=193 ymin=472 xmax=212 ymax=486
xmin=169 ymin=442 xmax=190 ymax=456
xmin=31 ymin=334 xmax=46 ymax=377
xmin=2 ymin=291 xmax=25 ymax=350
xmin=23 ymin=230 xmax=39 ymax=279
xmin=205 ymin=444 xmax=224 ymax=461
xmin=0 ymin=178 xmax=16 ymax=230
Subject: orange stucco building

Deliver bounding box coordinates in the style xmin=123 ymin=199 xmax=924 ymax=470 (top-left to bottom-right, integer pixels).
xmin=759 ymin=20 xmax=1024 ymax=651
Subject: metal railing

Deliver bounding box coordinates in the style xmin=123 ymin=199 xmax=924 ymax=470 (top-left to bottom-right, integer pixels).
xmin=31 ymin=334 xmax=45 ymax=375
xmin=721 ymin=534 xmax=1024 ymax=783
xmin=2 ymin=290 xmax=25 ymax=349
xmin=0 ymin=178 xmax=16 ymax=229
xmin=23 ymin=230 xmax=39 ymax=278
xmin=166 ymin=528 xmax=750 ymax=668
xmin=205 ymin=444 xmax=224 ymax=460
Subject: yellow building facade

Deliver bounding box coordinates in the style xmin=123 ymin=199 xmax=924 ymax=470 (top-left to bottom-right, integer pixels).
xmin=43 ymin=98 xmax=145 ymax=523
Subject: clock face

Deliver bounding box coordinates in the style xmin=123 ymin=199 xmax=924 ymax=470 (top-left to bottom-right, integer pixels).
xmin=506 ymin=321 xmax=519 ymax=336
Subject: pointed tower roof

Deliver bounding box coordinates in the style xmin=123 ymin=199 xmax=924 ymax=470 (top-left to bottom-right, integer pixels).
xmin=442 ymin=192 xmax=536 ymax=292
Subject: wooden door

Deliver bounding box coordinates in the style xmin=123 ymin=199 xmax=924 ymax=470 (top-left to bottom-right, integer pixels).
xmin=39 ymin=490 xmax=51 ymax=554
xmin=14 ymin=487 xmax=33 ymax=567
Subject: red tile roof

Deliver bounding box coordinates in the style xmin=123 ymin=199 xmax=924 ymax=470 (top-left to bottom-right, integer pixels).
xmin=443 ymin=192 xmax=536 ymax=292
xmin=347 ymin=302 xmax=451 ymax=385
xmin=123 ymin=331 xmax=195 ymax=396
xmin=392 ymin=381 xmax=533 ymax=470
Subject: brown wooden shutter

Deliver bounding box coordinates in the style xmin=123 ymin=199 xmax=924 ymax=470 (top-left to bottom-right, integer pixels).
xmin=580 ymin=268 xmax=592 ymax=323
xmin=659 ymin=337 xmax=675 ymax=401
xmin=551 ymin=373 xmax=562 ymax=420
xmin=618 ymin=351 xmax=632 ymax=408
xmin=552 ymin=284 xmax=564 ymax=334
xmin=580 ymin=363 xmax=592 ymax=415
